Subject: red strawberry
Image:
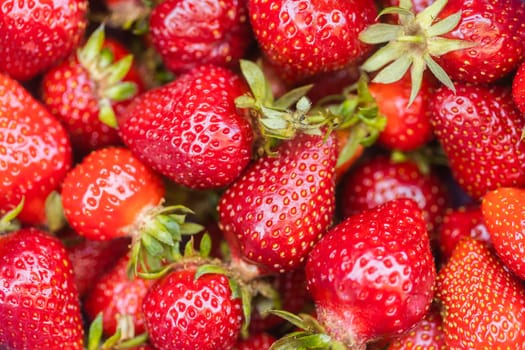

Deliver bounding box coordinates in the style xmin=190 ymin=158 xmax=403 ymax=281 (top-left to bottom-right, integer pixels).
xmin=0 ymin=0 xmax=88 ymax=81
xmin=386 ymin=305 xmax=446 ymax=350
xmin=0 ymin=228 xmax=84 ymax=349
xmin=481 ymin=187 xmax=525 ymax=280
xmin=61 ymin=147 xmax=165 ymax=241
xmin=248 ymin=0 xmax=377 ymax=82
xmin=438 ymin=205 xmax=490 ymax=261
xmin=84 ymin=254 xmax=153 ymax=336
xmin=436 ymin=238 xmax=525 ymax=348
xmin=303 ymin=199 xmax=436 ymax=348
xmin=0 ymin=72 xmax=72 ymax=226
xmin=340 ymin=154 xmax=449 ymax=233
xmin=119 ymin=64 xmax=254 ymax=190
xmin=66 ymin=234 xmax=131 ymax=297
xmin=435 ymin=0 xmax=525 ymax=84
xmin=430 ymin=83 xmax=525 ymax=199
xmin=512 ymin=60 xmax=525 ymax=115
xmin=142 ymin=265 xmax=243 ymax=350
xmin=42 ymin=26 xmax=143 ymax=154
xmin=381 ymin=0 xmax=434 ymax=13
xmin=218 ymin=132 xmax=337 ymax=274
xmin=149 ymin=0 xmax=253 ymax=74
xmin=234 ymin=332 xmax=275 ymax=350
xmin=368 ymin=73 xmax=435 ymax=151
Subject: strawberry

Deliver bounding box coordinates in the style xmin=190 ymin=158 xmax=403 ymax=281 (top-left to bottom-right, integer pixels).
xmin=368 ymin=73 xmax=435 ymax=151
xmin=84 ymin=254 xmax=153 ymax=336
xmin=438 ymin=205 xmax=490 ymax=262
xmin=142 ymin=264 xmax=244 ymax=350
xmin=481 ymin=187 xmax=525 ymax=280
xmin=430 ymin=83 xmax=525 ymax=199
xmin=0 ymin=228 xmax=84 ymax=349
xmin=149 ymin=0 xmax=253 ymax=74
xmin=295 ymin=199 xmax=436 ymax=349
xmin=0 ymin=72 xmax=72 ymax=226
xmin=234 ymin=332 xmax=275 ymax=350
xmin=512 ymin=60 xmax=525 ymax=115
xmin=436 ymin=238 xmax=525 ymax=348
xmin=435 ymin=0 xmax=525 ymax=84
xmin=0 ymin=0 xmax=88 ymax=81
xmin=381 ymin=0 xmax=434 ymax=13
xmin=248 ymin=0 xmax=377 ymax=82
xmin=118 ymin=64 xmax=254 ymax=190
xmin=66 ymin=234 xmax=131 ymax=297
xmin=340 ymin=154 xmax=449 ymax=233
xmin=42 ymin=26 xmax=142 ymax=155
xmin=218 ymin=132 xmax=337 ymax=274
xmin=386 ymin=305 xmax=446 ymax=350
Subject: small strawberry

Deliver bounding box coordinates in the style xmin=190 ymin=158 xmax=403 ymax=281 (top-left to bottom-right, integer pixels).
xmin=84 ymin=254 xmax=153 ymax=336
xmin=436 ymin=238 xmax=525 ymax=348
xmin=60 ymin=147 xmax=203 ymax=274
xmin=271 ymin=199 xmax=436 ymax=349
xmin=0 ymin=72 xmax=72 ymax=226
xmin=438 ymin=205 xmax=490 ymax=262
xmin=248 ymin=0 xmax=377 ymax=82
xmin=368 ymin=73 xmax=435 ymax=151
xmin=218 ymin=132 xmax=337 ymax=274
xmin=340 ymin=154 xmax=449 ymax=233
xmin=234 ymin=332 xmax=275 ymax=350
xmin=66 ymin=234 xmax=131 ymax=297
xmin=0 ymin=0 xmax=88 ymax=81
xmin=149 ymin=0 xmax=253 ymax=74
xmin=430 ymin=83 xmax=525 ymax=199
xmin=512 ymin=60 xmax=525 ymax=115
xmin=481 ymin=187 xmax=525 ymax=280
xmin=142 ymin=264 xmax=244 ymax=350
xmin=0 ymin=228 xmax=84 ymax=349
xmin=118 ymin=64 xmax=254 ymax=190
xmin=386 ymin=305 xmax=446 ymax=350
xmin=42 ymin=26 xmax=142 ymax=154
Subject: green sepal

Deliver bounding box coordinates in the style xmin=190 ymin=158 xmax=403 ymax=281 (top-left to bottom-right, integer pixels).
xmin=44 ymin=191 xmax=66 ymax=233
xmin=101 ymin=328 xmax=122 ymax=350
xmin=98 ymin=99 xmax=118 ymax=128
xmin=357 ymin=23 xmax=402 ymax=44
xmin=195 ymin=263 xmax=228 ymax=280
xmin=137 ymin=264 xmax=172 ymax=280
xmin=426 ymin=10 xmax=462 ymax=36
xmin=235 ymin=95 xmax=257 ymax=109
xmin=416 ymin=0 xmax=448 ymax=27
xmin=78 ymin=24 xmax=105 ymax=66
xmin=199 ymin=233 xmax=212 ymax=258
xmin=104 ymin=82 xmax=138 ymax=102
xmin=239 ymin=59 xmax=272 ymax=105
xmin=179 ymin=222 xmax=205 ymax=235
xmin=0 ymin=197 xmax=24 ymax=234
xmin=106 ymin=55 xmax=134 ymax=86
xmin=87 ymin=313 xmax=104 ymax=350
xmin=115 ymin=333 xmax=149 ymax=349
xmin=98 ymin=48 xmax=115 ymax=69
xmin=274 ymin=84 xmax=313 ymax=110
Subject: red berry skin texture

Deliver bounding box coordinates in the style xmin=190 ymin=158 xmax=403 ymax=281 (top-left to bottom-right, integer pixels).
xmin=248 ymin=0 xmax=377 ymax=82
xmin=482 ymin=187 xmax=525 ymax=280
xmin=306 ymin=199 xmax=436 ymax=348
xmin=0 ymin=229 xmax=84 ymax=350
xmin=0 ymin=72 xmax=72 ymax=226
xmin=142 ymin=267 xmax=243 ymax=350
xmin=430 ymin=83 xmax=525 ymax=200
xmin=436 ymin=0 xmax=525 ymax=84
xmin=0 ymin=0 xmax=88 ymax=81
xmin=119 ymin=65 xmax=254 ymax=190
xmin=61 ymin=147 xmax=165 ymax=241
xmin=512 ymin=60 xmax=525 ymax=115
xmin=149 ymin=0 xmax=252 ymax=74
xmin=436 ymin=238 xmax=525 ymax=349
xmin=218 ymin=132 xmax=337 ymax=273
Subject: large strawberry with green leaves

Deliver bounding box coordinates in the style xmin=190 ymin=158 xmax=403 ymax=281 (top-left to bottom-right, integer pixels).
xmin=119 ymin=64 xmax=254 ymax=190
xmin=430 ymin=83 xmax=525 ymax=200
xmin=436 ymin=238 xmax=525 ymax=348
xmin=248 ymin=0 xmax=377 ymax=82
xmin=0 ymin=0 xmax=88 ymax=81
xmin=149 ymin=0 xmax=253 ymax=74
xmin=0 ymin=228 xmax=84 ymax=349
xmin=0 ymin=72 xmax=72 ymax=226
xmin=218 ymin=132 xmax=337 ymax=274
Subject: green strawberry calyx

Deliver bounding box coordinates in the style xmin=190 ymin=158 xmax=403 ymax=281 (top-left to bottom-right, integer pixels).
xmin=0 ymin=197 xmax=24 ymax=234
xmin=77 ymin=24 xmax=138 ymax=128
xmin=268 ymin=310 xmax=349 ymax=350
xmin=358 ymin=0 xmax=476 ymax=106
xmin=87 ymin=313 xmax=149 ymax=350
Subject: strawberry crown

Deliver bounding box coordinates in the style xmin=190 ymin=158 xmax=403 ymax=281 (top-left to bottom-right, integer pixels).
xmin=77 ymin=24 xmax=138 ymax=128
xmin=358 ymin=0 xmax=476 ymax=106
xmin=87 ymin=313 xmax=148 ymax=350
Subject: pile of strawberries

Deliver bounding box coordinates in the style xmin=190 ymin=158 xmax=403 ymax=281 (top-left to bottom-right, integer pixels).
xmin=2 ymin=0 xmax=525 ymax=349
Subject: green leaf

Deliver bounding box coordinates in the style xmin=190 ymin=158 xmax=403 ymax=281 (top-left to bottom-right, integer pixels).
xmin=78 ymin=24 xmax=105 ymax=65
xmin=195 ymin=264 xmax=228 ymax=280
xmin=423 ymin=53 xmax=456 ymax=92
xmin=104 ymin=82 xmax=137 ymax=101
xmin=137 ymin=264 xmax=172 ymax=280
xmin=260 ymin=116 xmax=290 ymax=131
xmin=101 ymin=328 xmax=122 ymax=349
xmin=426 ymin=10 xmax=462 ymax=37
xmin=239 ymin=59 xmax=270 ymax=103
xmin=98 ymin=99 xmax=118 ymax=128
xmin=427 ymin=37 xmax=477 ymax=56
xmin=235 ymin=95 xmax=256 ymax=109
xmin=199 ymin=233 xmax=212 ymax=258
xmin=141 ymin=234 xmax=164 ymax=257
xmin=240 ymin=286 xmax=252 ymax=337
xmin=417 ymin=0 xmax=448 ymax=28
xmin=274 ymin=84 xmax=313 ymax=109
xmin=106 ymin=55 xmax=134 ymax=85
xmin=360 ymin=41 xmax=406 ymax=72
xmin=268 ymin=310 xmax=309 ymax=330
xmin=408 ymin=55 xmax=426 ymax=107
xmin=87 ymin=313 xmax=104 ymax=350
xmin=180 ymin=222 xmax=205 ymax=235
xmin=371 ymin=53 xmax=412 ymax=84
xmin=147 ymin=225 xmax=175 ymax=247
xmin=116 ymin=333 xmax=149 ymax=349
xmin=358 ymin=23 xmax=403 ymax=44
xmin=376 ymin=6 xmax=414 ymax=19
xmin=44 ymin=191 xmax=66 ymax=233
